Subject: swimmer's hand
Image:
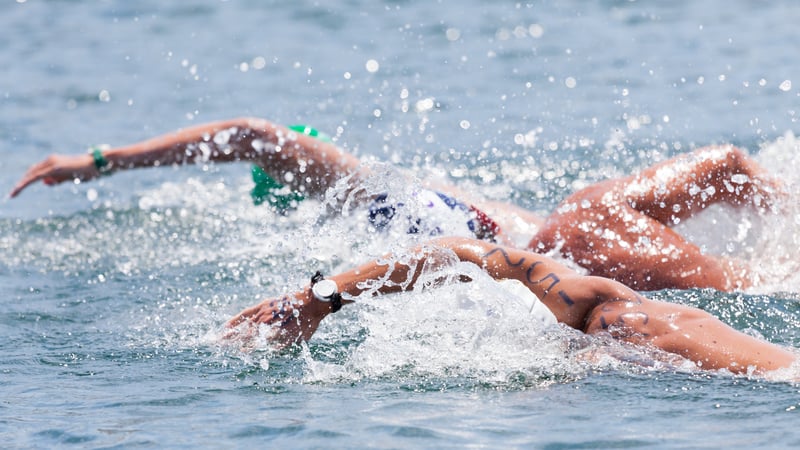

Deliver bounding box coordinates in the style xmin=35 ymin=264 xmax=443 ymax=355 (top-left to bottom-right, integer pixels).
xmin=10 ymin=154 xmax=101 ymax=198
xmin=225 ymin=289 xmax=331 ymax=349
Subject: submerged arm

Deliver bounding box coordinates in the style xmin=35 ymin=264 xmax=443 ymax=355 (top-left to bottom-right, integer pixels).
xmin=10 ymin=117 xmax=363 ymax=198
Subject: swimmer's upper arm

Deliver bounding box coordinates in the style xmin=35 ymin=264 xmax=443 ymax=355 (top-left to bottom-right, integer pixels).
xmin=522 ymin=273 xmax=645 ymax=329
xmin=584 ymin=275 xmax=643 ymax=302
xmin=433 ymin=236 xmax=579 ymax=292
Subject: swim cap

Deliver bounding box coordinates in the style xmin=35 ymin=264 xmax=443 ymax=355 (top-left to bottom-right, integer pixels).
xmin=250 ymin=124 xmax=332 ymax=212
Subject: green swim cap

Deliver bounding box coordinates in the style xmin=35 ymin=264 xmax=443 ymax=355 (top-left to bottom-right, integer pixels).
xmin=250 ymin=124 xmax=332 ymax=212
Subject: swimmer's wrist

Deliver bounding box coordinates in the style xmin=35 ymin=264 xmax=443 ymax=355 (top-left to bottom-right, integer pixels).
xmin=308 ymin=271 xmax=344 ymax=314
xmin=302 ymin=286 xmax=338 ymax=317
xmin=89 ymin=146 xmax=113 ymax=175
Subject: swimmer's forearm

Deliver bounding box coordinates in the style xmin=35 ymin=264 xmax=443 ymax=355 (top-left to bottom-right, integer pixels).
xmin=326 ymin=237 xmax=580 ymax=304
xmin=325 ymin=249 xmax=436 ymax=300
xmin=232 ymin=237 xmax=596 ymax=345
xmin=12 ymin=116 xmax=364 ymax=198
xmin=105 ymin=117 xmax=362 ymax=194
xmin=10 ymin=118 xmax=280 ymax=198
xmin=319 ymin=239 xmax=483 ymax=304
xmin=101 ymin=118 xmax=281 ymax=168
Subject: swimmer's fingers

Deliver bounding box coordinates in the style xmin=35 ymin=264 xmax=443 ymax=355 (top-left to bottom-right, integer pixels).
xmin=225 ymin=291 xmax=330 ymax=350
xmin=225 ymin=296 xmax=306 ymax=349
xmin=10 ymin=154 xmax=97 ymax=198
xmin=225 ymin=303 xmax=265 ymax=329
xmin=744 ymin=175 xmax=790 ymax=215
xmin=226 ymin=296 xmax=291 ymax=328
xmin=764 ymin=177 xmax=791 ymax=214
xmin=9 ymin=161 xmax=49 ymax=198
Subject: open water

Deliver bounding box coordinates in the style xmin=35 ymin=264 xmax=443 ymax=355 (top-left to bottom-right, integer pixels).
xmin=3 ymin=1 xmax=800 ymax=448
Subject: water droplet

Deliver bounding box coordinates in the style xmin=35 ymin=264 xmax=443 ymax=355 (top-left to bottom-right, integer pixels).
xmin=529 ymin=24 xmax=544 ymax=38
xmin=252 ymin=56 xmax=266 ymax=70
xmin=730 ymin=174 xmax=749 ymax=184
xmin=445 ymin=28 xmax=461 ymax=41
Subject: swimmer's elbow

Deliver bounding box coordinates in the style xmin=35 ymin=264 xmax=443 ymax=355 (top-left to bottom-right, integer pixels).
xmin=426 ymin=237 xmax=490 ymax=264
xmin=584 ymin=275 xmax=640 ymax=303
xmin=210 ymin=117 xmax=276 ymax=135
xmin=233 ymin=117 xmax=274 ymax=131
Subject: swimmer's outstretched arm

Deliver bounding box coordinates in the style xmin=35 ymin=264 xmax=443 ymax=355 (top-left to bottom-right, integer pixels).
xmin=228 ymin=236 xmax=796 ymax=375
xmin=10 ymin=117 xmax=364 ymax=198
xmin=226 ymin=236 xmax=580 ymax=347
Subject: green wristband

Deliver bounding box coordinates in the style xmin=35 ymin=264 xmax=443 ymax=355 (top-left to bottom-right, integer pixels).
xmin=90 ymin=147 xmax=111 ymax=174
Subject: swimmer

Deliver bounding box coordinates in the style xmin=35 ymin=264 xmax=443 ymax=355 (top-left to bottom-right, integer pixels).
xmin=226 ymin=236 xmax=797 ymax=376
xmin=9 ymin=117 xmax=784 ymax=291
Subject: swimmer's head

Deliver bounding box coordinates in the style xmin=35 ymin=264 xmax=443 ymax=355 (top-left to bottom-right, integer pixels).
xmin=250 ymin=124 xmax=331 ymax=211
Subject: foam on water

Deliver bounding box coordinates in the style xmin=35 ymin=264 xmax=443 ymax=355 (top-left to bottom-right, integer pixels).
xmin=299 ymin=265 xmax=578 ymax=387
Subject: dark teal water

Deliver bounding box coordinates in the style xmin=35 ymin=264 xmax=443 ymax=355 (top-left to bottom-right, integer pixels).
xmin=3 ymin=1 xmax=800 ymax=448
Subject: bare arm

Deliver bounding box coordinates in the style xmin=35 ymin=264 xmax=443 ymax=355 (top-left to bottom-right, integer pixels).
xmin=229 ymin=236 xmax=796 ymax=375
xmin=10 ymin=117 xmax=364 ymax=198
xmin=226 ymin=236 xmax=603 ymax=346
xmin=583 ymin=287 xmax=796 ymax=374
xmin=622 ymin=145 xmax=784 ymax=223
xmin=480 ymin=244 xmax=796 ymax=373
